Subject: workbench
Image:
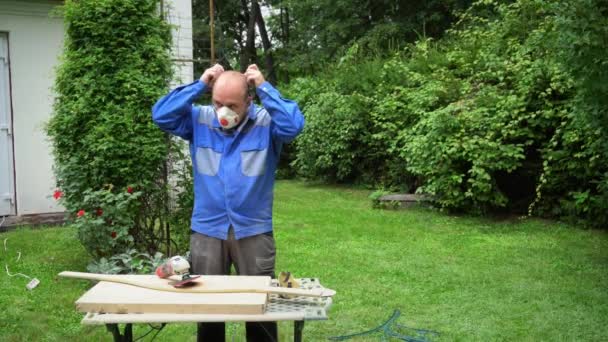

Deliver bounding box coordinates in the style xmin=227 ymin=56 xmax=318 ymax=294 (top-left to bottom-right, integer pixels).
xmin=76 ymin=277 xmax=332 ymax=341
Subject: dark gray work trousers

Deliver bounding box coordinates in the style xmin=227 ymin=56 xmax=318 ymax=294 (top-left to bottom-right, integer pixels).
xmin=190 ymin=228 xmax=278 ymax=342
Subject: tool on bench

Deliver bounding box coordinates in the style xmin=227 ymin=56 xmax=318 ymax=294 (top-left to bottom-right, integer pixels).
xmin=155 ymin=255 xmax=201 ymax=288
xmin=278 ymin=271 xmax=300 ymax=299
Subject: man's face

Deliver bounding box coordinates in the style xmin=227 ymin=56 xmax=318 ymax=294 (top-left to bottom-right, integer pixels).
xmin=212 ymin=84 xmax=250 ymax=121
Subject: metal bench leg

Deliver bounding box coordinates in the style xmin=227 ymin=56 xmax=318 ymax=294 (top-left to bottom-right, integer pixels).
xmin=294 ymin=320 xmax=305 ymax=342
xmin=106 ymin=323 xmax=133 ymax=342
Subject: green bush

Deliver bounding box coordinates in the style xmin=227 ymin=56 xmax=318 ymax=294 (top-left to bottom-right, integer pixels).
xmin=47 ymin=0 xmax=179 ymax=258
xmin=166 ymin=144 xmax=195 ymax=254
xmin=288 ymin=0 xmax=608 ymax=227
xmin=370 ymin=42 xmax=461 ymax=192
xmin=293 ymin=91 xmax=374 ymax=182
xmin=528 ymin=0 xmax=608 ymax=225
xmin=402 ymin=2 xmax=574 ymax=212
xmin=86 ymin=248 xmax=165 ymax=274
xmin=69 ymin=186 xmax=142 ymax=257
xmin=285 ymin=55 xmax=408 ymax=188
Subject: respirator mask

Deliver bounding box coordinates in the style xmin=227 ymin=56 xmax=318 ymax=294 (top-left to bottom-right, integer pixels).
xmin=216 ymin=106 xmax=240 ymax=129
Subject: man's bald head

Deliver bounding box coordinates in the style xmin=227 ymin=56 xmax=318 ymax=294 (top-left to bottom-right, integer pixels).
xmin=213 ymin=71 xmax=248 ymax=100
xmin=211 ymin=71 xmax=252 ymax=124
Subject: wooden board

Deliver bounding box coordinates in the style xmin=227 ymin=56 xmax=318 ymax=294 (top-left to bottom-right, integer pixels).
xmin=75 ymin=275 xmax=270 ymax=315
xmin=59 ymin=272 xmax=336 ymax=297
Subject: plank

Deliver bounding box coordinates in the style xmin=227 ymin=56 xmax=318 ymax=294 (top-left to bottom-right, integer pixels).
xmin=74 ymin=276 xmax=270 ymax=315
xmin=82 ymin=311 xmax=307 ymax=324
xmin=59 ymin=272 xmax=336 ymax=297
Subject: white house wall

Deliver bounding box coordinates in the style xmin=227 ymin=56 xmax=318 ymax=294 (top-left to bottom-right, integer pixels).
xmin=165 ymin=0 xmax=194 ymax=85
xmin=0 ymin=0 xmax=64 ymax=215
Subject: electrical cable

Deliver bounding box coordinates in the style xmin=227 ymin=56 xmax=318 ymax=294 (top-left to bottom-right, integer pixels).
xmin=133 ymin=323 xmax=166 ymax=341
xmin=4 ymin=238 xmax=31 ymax=278
xmin=3 ymin=237 xmax=39 ymax=289
xmin=328 ymin=310 xmax=439 ymax=342
xmin=150 ymin=323 xmax=166 ymax=341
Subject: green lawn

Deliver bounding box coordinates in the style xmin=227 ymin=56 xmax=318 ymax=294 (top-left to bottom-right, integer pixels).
xmin=1 ymin=180 xmax=607 ymax=341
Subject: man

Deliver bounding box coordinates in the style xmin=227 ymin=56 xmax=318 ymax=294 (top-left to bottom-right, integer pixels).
xmin=152 ymin=64 xmax=305 ymax=342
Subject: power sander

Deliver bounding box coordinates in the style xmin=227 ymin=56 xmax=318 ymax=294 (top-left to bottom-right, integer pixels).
xmin=155 ymin=255 xmax=201 ymax=288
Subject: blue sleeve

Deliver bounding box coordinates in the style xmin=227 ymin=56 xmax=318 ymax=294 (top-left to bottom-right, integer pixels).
xmin=152 ymin=80 xmax=208 ymax=141
xmin=256 ymin=82 xmax=305 ymax=143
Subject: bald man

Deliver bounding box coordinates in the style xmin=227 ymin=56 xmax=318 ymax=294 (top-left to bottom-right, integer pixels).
xmin=152 ymin=64 xmax=304 ymax=342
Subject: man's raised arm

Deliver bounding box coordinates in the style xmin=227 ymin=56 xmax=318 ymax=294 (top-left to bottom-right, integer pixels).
xmin=245 ymin=64 xmax=305 ymax=143
xmin=152 ymin=64 xmax=224 ymax=140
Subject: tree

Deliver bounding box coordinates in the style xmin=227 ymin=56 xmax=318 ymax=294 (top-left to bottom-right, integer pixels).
xmin=192 ymin=0 xmax=276 ymax=84
xmin=192 ymin=1 xmax=475 ymax=83
xmin=266 ymin=0 xmax=475 ymax=79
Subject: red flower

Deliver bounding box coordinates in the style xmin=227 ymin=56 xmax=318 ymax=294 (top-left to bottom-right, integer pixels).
xmin=53 ymin=190 xmax=63 ymax=200
xmin=77 ymin=210 xmax=85 ymax=217
xmin=96 ymin=208 xmax=103 ymax=216
xmin=111 ymin=231 xmax=117 ymax=239
xmin=127 ymin=186 xmax=134 ymax=194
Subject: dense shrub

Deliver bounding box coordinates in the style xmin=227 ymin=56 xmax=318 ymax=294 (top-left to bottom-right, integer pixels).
xmin=402 ymin=0 xmax=574 ymax=213
xmin=293 ymin=90 xmax=373 ymax=182
xmin=47 ymin=0 xmax=180 ymax=258
xmin=287 ymin=0 xmax=608 ymax=226
xmin=528 ymin=0 xmax=608 ymax=224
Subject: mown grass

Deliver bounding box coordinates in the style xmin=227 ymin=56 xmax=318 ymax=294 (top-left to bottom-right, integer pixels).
xmin=1 ymin=180 xmax=606 ymax=341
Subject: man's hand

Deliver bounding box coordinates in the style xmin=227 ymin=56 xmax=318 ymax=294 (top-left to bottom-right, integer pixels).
xmin=200 ymin=64 xmax=224 ymax=87
xmin=245 ymin=64 xmax=265 ymax=88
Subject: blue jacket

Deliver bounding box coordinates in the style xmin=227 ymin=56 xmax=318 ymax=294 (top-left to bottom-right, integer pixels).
xmin=152 ymin=80 xmax=304 ymax=240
